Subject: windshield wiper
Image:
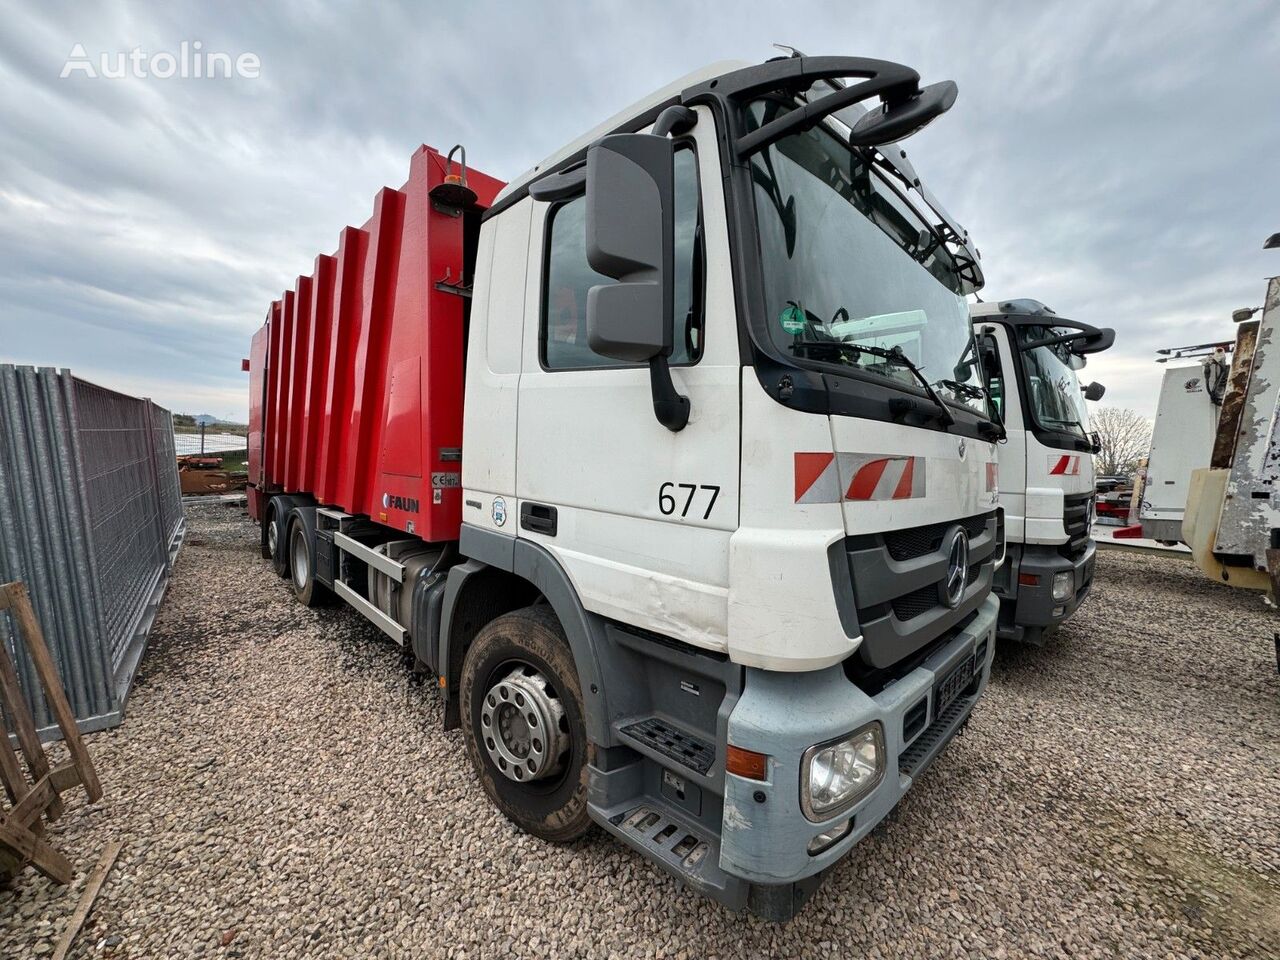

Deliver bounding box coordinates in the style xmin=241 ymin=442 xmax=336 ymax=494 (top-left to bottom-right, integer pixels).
xmin=797 ymin=340 xmax=956 ymax=426
xmin=936 ymin=378 xmax=985 ymax=401
xmin=858 ymin=344 xmax=956 ymax=426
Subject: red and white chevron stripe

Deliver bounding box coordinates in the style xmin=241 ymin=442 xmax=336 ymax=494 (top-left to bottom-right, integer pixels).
xmin=1048 ymin=454 xmax=1081 ymax=476
xmin=794 ymin=452 xmax=926 ymax=503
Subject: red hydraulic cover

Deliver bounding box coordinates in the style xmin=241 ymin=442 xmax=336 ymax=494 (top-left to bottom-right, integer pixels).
xmin=249 ymin=145 xmax=505 ymax=542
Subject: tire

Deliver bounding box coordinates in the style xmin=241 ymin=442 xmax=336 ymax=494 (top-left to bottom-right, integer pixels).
xmin=289 ymin=520 xmax=332 ymax=607
xmin=460 ymin=606 xmax=591 ymax=843
xmin=259 ymin=508 xmax=272 ymax=560
xmin=267 ymin=502 xmax=289 ymax=579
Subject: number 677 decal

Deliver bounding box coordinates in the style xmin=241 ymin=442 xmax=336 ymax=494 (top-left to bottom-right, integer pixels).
xmin=658 ymin=482 xmax=720 ymax=520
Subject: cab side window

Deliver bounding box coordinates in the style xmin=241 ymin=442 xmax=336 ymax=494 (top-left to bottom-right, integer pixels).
xmin=542 ymin=147 xmax=702 ymax=370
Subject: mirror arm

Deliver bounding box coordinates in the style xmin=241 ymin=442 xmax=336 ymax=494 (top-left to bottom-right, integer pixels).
xmin=653 ymin=105 xmax=697 ymax=138
xmin=649 ymin=355 xmax=691 ymax=432
xmin=645 ymin=104 xmax=697 ymax=432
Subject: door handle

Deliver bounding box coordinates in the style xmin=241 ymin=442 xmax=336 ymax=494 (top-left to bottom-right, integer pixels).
xmin=520 ymin=502 xmax=558 ymax=537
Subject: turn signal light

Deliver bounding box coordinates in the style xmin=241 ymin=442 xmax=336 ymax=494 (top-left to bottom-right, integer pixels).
xmin=726 ymin=745 xmax=769 ymax=781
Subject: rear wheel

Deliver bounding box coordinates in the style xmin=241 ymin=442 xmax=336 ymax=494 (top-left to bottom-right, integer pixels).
xmin=259 ymin=505 xmax=273 ymax=560
xmin=460 ymin=606 xmax=591 ymax=843
xmin=289 ymin=521 xmax=331 ymax=607
xmin=267 ymin=502 xmax=289 ymax=578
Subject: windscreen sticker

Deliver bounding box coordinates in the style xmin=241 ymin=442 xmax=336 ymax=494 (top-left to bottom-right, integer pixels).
xmin=779 ymin=303 xmax=807 ymax=335
xmin=1048 ymin=455 xmax=1081 ymax=476
xmin=794 ymin=452 xmax=926 ymax=503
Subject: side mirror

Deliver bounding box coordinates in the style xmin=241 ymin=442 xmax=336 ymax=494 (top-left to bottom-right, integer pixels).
xmin=1090 ymin=430 xmax=1102 ymax=455
xmin=1084 ymin=382 xmax=1106 ymax=401
xmin=1069 ymin=327 xmax=1116 ymax=356
xmin=849 ymin=81 xmax=958 ymax=147
xmin=585 ymin=133 xmax=689 ymax=431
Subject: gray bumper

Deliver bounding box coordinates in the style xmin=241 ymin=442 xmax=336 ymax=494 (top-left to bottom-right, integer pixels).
xmin=718 ymin=594 xmax=998 ymax=885
xmin=996 ymin=541 xmax=1095 ymax=641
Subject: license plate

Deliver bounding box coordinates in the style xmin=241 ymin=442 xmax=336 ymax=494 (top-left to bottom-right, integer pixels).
xmin=934 ymin=652 xmax=977 ymax=716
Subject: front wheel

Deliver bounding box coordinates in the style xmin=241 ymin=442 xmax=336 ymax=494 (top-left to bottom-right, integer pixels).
xmin=460 ymin=606 xmax=591 ymax=843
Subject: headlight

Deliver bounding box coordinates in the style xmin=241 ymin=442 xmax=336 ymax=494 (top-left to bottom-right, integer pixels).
xmin=801 ymin=723 xmax=885 ymax=821
xmin=1052 ymin=571 xmax=1073 ymax=602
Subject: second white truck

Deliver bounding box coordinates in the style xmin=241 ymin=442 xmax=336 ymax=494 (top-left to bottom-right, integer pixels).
xmin=971 ymin=300 xmax=1112 ymax=644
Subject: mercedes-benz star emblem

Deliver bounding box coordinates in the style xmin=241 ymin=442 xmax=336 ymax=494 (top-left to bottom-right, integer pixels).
xmin=944 ymin=529 xmax=969 ymax=608
xmin=957 ymin=438 xmax=967 ymax=459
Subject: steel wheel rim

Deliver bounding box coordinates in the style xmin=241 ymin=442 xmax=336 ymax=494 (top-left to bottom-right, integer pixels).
xmin=479 ymin=664 xmax=569 ymax=784
xmin=292 ymin=530 xmax=308 ymax=588
xmin=267 ymin=520 xmax=278 ymax=557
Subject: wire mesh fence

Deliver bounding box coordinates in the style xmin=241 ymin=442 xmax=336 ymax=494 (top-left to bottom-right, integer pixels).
xmin=173 ymin=432 xmax=247 ymax=456
xmin=0 ymin=366 xmax=183 ymax=739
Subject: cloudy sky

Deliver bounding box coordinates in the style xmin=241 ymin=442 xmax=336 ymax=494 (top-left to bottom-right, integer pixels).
xmin=1 ymin=0 xmax=1277 ymax=421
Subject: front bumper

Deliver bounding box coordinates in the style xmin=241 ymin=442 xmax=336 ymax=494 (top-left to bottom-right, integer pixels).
xmin=719 ymin=593 xmax=998 ymax=888
xmin=995 ymin=541 xmax=1095 ymax=642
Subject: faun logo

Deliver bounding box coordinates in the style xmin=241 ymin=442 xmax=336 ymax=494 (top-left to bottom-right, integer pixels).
xmin=382 ymin=492 xmax=420 ymax=513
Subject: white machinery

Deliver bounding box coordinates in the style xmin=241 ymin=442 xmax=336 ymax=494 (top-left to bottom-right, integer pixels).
xmin=971 ymin=299 xmax=1112 ymax=644
xmin=1139 ymin=342 xmax=1232 ymax=545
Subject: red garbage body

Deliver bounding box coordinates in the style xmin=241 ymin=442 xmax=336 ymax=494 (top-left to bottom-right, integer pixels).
xmin=246 ymin=145 xmax=505 ymax=544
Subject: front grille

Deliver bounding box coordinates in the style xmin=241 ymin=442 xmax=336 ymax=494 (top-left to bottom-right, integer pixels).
xmin=891 ymin=561 xmax=987 ymax=623
xmin=884 ymin=514 xmax=989 ymax=561
xmin=839 ymin=511 xmax=999 ymax=690
xmin=892 ymin=586 xmax=937 ymax=622
xmin=1060 ymin=493 xmax=1092 ymax=560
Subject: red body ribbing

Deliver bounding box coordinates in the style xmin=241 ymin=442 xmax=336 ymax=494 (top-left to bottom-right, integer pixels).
xmin=246 ymin=144 xmax=505 ymax=543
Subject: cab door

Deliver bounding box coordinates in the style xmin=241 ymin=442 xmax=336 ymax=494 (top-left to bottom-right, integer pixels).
xmin=515 ymin=109 xmax=740 ymax=653
xmin=980 ymin=324 xmax=1028 ymax=540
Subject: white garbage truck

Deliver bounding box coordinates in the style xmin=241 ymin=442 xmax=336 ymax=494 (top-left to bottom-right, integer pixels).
xmin=970 ymin=300 xmax=1112 ymax=644
xmin=248 ymin=53 xmax=1005 ymax=919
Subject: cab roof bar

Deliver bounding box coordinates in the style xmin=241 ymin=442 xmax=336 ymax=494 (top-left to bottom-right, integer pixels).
xmin=685 ymin=55 xmax=917 ymax=108
xmin=1013 ymin=320 xmax=1115 ymax=356
xmin=732 ymin=62 xmax=921 ymax=157
xmin=684 ymin=57 xmax=923 ymax=158
xmin=980 ymin=302 xmax=1115 ymax=355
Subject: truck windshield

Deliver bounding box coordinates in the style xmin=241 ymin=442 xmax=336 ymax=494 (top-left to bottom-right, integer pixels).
xmin=1016 ymin=325 xmax=1089 ymax=437
xmin=746 ymin=99 xmax=988 ymax=418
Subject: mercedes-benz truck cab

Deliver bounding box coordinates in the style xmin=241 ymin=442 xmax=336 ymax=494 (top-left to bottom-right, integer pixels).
xmin=971 ymin=300 xmax=1113 ymax=645
xmin=251 ymin=54 xmax=1006 ymax=920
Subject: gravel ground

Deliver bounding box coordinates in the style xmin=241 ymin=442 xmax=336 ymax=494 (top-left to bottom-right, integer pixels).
xmin=3 ymin=501 xmax=1278 ymax=959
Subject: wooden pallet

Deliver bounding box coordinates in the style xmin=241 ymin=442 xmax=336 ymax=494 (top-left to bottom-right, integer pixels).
xmin=0 ymin=581 xmax=102 ymax=883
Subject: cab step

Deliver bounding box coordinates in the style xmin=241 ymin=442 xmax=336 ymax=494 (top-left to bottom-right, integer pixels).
xmin=618 ymin=717 xmax=715 ymax=776
xmin=615 ymin=804 xmax=714 ymax=873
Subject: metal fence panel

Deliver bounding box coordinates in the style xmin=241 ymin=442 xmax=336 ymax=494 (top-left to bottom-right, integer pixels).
xmin=151 ymin=404 xmax=183 ymax=544
xmin=0 ymin=365 xmax=183 ymax=738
